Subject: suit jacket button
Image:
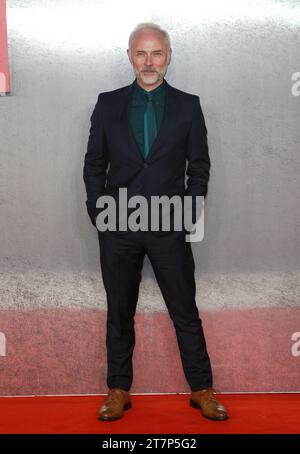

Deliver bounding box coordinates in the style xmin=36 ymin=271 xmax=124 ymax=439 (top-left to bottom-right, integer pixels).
xmin=143 ymin=163 xmax=148 ymax=168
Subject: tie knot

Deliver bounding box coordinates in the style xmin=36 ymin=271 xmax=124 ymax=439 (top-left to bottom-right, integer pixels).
xmin=144 ymin=92 xmax=154 ymax=102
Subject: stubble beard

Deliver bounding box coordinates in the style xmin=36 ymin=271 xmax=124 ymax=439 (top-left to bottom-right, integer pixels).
xmin=137 ymin=65 xmax=168 ymax=87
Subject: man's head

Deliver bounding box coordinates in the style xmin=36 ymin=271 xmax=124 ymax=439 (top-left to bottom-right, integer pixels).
xmin=127 ymin=23 xmax=172 ymax=91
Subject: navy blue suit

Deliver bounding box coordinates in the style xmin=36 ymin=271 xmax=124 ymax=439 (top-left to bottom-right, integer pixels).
xmin=83 ymin=79 xmax=213 ymax=391
xmin=84 ymin=78 xmax=210 ymax=226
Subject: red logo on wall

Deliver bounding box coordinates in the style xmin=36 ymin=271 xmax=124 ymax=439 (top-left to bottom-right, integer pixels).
xmin=0 ymin=0 xmax=10 ymax=94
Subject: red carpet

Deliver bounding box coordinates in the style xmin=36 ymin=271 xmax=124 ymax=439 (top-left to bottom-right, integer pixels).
xmin=0 ymin=394 xmax=299 ymax=434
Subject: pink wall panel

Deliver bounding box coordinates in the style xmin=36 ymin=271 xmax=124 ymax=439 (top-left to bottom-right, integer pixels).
xmin=0 ymin=308 xmax=299 ymax=395
xmin=0 ymin=0 xmax=10 ymax=93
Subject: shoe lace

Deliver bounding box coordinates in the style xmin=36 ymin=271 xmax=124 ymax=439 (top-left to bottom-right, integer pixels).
xmin=201 ymin=388 xmax=219 ymax=404
xmin=106 ymin=389 xmax=126 ymax=405
xmin=106 ymin=394 xmax=117 ymax=403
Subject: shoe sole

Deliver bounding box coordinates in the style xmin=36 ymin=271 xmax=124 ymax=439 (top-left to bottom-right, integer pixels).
xmin=190 ymin=399 xmax=229 ymax=421
xmin=98 ymin=401 xmax=132 ymax=421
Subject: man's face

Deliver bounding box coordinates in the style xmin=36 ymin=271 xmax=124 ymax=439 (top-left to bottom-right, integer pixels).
xmin=127 ymin=29 xmax=172 ymax=90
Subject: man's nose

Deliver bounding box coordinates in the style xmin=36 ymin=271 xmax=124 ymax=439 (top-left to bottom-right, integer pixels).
xmin=145 ymin=55 xmax=153 ymax=66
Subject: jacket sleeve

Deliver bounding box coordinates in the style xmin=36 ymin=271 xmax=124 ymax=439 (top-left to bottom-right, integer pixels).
xmin=83 ymin=94 xmax=109 ymax=222
xmin=185 ymin=96 xmax=210 ymax=223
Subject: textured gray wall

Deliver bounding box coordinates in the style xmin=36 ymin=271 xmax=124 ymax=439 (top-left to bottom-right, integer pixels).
xmin=0 ymin=0 xmax=299 ymax=312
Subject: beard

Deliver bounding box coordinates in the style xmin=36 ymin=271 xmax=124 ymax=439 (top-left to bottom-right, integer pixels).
xmin=137 ymin=66 xmax=168 ymax=86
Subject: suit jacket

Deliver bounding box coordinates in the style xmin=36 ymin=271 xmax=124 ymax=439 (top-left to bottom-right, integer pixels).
xmin=83 ymin=78 xmax=210 ymax=231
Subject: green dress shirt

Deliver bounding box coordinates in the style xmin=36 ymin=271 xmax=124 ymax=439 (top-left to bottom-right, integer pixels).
xmin=130 ymin=78 xmax=166 ymax=158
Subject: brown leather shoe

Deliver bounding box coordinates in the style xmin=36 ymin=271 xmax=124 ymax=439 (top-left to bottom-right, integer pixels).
xmin=190 ymin=388 xmax=229 ymax=421
xmin=98 ymin=388 xmax=132 ymax=421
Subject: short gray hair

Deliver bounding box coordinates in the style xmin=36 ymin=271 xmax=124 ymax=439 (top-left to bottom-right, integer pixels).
xmin=128 ymin=22 xmax=171 ymax=50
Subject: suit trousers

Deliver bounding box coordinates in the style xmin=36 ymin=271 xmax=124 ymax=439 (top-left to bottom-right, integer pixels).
xmin=98 ymin=228 xmax=213 ymax=392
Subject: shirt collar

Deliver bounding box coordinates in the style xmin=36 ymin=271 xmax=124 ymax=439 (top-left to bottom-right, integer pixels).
xmin=132 ymin=78 xmax=166 ymax=95
xmin=132 ymin=78 xmax=166 ymax=104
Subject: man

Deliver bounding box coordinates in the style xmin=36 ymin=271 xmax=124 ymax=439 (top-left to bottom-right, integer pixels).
xmin=83 ymin=23 xmax=228 ymax=421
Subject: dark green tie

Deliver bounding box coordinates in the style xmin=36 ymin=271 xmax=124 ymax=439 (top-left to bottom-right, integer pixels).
xmin=143 ymin=92 xmax=157 ymax=159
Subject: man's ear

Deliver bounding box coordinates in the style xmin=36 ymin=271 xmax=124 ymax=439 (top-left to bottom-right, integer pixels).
xmin=127 ymin=48 xmax=132 ymax=64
